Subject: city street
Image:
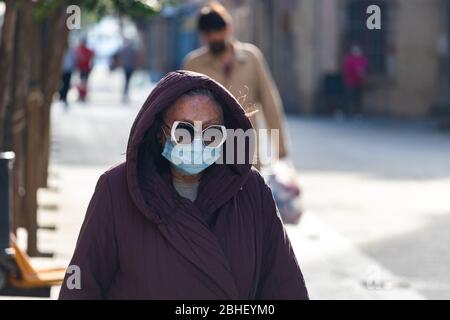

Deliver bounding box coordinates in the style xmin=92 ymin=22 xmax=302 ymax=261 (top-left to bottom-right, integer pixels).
xmin=29 ymin=68 xmax=450 ymax=299
xmin=288 ymin=116 xmax=450 ymax=299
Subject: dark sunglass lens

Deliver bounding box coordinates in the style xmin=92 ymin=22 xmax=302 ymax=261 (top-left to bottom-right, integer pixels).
xmin=203 ymin=126 xmax=224 ymax=147
xmin=174 ymin=123 xmax=194 ymax=144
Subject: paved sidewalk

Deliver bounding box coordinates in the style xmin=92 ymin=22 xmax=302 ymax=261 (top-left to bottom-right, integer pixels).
xmin=287 ymin=212 xmax=424 ymax=299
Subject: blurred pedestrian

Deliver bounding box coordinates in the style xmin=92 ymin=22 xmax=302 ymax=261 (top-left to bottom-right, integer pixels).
xmin=59 ymin=47 xmax=75 ymax=109
xmin=119 ymin=38 xmax=137 ymax=103
xmin=343 ymin=44 xmax=368 ymax=116
xmin=183 ymin=2 xmax=289 ymax=169
xmin=75 ymin=38 xmax=94 ymax=102
xmin=58 ymin=71 xmax=308 ymax=300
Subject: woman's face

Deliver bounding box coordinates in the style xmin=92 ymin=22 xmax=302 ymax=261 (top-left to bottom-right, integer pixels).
xmin=162 ymin=94 xmax=224 ymax=141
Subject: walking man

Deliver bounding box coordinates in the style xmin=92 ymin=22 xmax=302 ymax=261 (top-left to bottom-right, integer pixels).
xmin=183 ymin=2 xmax=288 ymax=168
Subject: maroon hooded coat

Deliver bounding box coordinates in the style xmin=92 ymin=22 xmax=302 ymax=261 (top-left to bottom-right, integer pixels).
xmin=59 ymin=71 xmax=308 ymax=300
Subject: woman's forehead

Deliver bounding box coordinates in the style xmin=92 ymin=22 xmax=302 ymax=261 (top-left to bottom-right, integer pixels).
xmin=165 ymin=94 xmax=224 ymax=124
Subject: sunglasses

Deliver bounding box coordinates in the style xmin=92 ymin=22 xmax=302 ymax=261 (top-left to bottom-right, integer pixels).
xmin=163 ymin=121 xmax=227 ymax=148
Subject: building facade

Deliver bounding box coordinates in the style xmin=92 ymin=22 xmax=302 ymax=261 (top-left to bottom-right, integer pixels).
xmin=144 ymin=0 xmax=450 ymax=118
xmin=229 ymin=0 xmax=450 ymax=118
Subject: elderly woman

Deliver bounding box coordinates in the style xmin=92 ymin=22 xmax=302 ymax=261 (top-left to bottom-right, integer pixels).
xmin=59 ymin=71 xmax=308 ymax=300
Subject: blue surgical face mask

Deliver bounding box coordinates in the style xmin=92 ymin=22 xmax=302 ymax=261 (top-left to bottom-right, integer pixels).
xmin=161 ymin=137 xmax=222 ymax=175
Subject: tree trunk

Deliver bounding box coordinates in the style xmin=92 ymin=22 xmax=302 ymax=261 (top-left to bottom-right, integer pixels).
xmin=38 ymin=5 xmax=69 ymax=189
xmin=0 ymin=1 xmax=69 ymax=255
xmin=0 ymin=0 xmax=17 ymax=150
xmin=11 ymin=0 xmax=33 ymax=238
xmin=14 ymin=1 xmax=39 ymax=255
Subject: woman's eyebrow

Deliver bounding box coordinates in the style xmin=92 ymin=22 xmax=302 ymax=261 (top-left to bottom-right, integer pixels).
xmin=203 ymin=117 xmax=223 ymax=126
xmin=174 ymin=117 xmax=223 ymax=127
xmin=177 ymin=119 xmax=194 ymax=125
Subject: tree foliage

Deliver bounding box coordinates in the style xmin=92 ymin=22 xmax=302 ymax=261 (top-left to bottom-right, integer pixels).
xmin=22 ymin=0 xmax=172 ymax=21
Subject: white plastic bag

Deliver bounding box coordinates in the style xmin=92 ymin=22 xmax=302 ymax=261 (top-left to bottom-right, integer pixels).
xmin=262 ymin=159 xmax=303 ymax=225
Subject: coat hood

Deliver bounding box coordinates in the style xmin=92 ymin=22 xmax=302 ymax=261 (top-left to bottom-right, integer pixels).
xmin=126 ymin=70 xmax=254 ymax=225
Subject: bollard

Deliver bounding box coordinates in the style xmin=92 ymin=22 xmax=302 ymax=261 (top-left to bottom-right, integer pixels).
xmin=0 ymin=152 xmax=15 ymax=257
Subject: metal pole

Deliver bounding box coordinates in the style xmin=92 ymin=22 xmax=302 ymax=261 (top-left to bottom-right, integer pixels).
xmin=0 ymin=152 xmax=15 ymax=257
